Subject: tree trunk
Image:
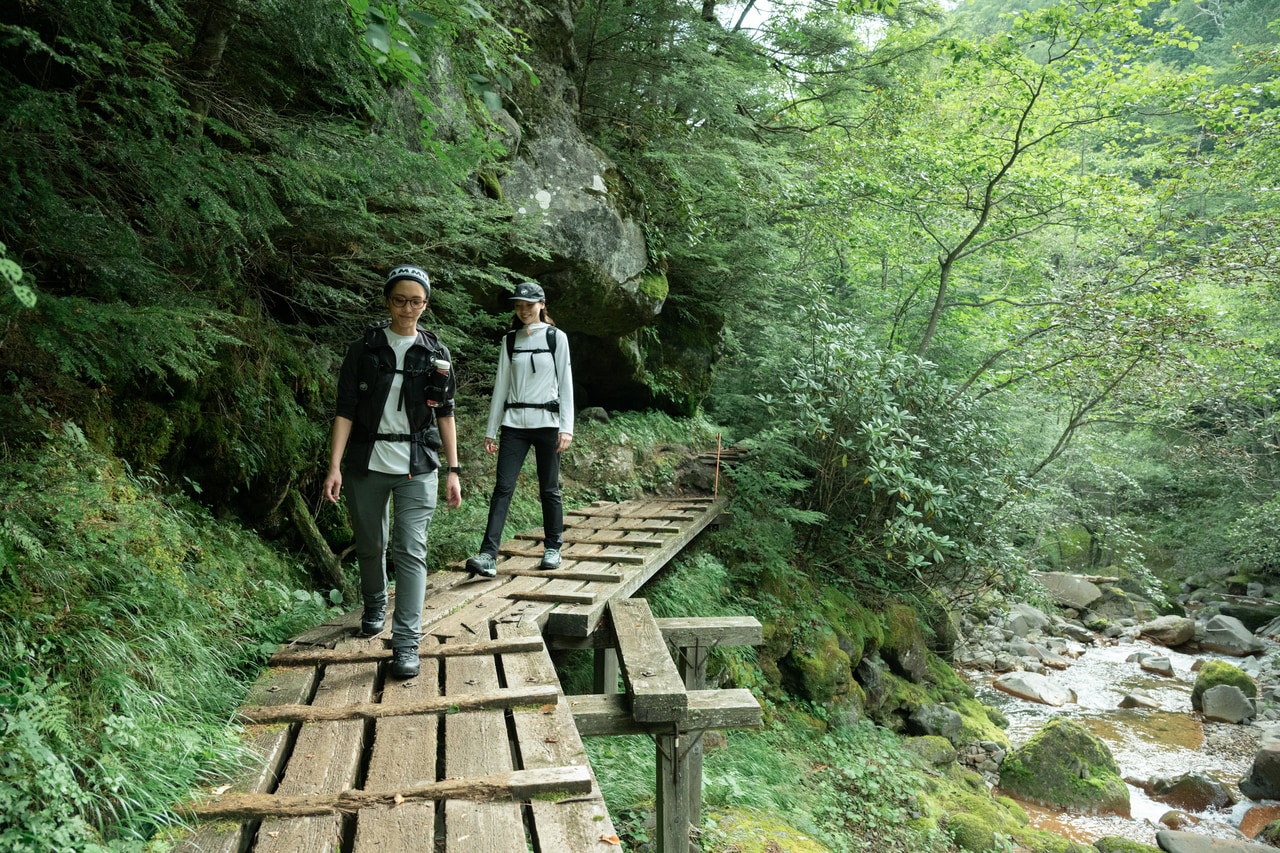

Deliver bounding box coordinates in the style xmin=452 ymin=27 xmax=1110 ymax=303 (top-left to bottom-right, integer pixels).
xmin=187 ymin=0 xmax=243 ymax=121
xmin=288 ymin=487 xmax=344 ymax=589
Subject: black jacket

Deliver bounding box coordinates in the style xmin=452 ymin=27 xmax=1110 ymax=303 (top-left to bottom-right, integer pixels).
xmin=335 ymin=321 xmax=456 ymax=476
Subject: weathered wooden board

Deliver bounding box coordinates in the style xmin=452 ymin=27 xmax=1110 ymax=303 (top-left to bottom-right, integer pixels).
xmin=497 ymin=621 xmax=621 ymax=851
xmin=254 ymin=638 xmax=380 ymax=853
xmin=352 ymin=636 xmax=441 ymax=852
xmin=568 ymin=689 xmax=762 ymax=736
xmin=655 ymin=616 xmax=763 ymax=650
xmin=609 ymin=599 xmax=687 ymax=723
xmin=443 ymin=631 xmax=526 ymax=852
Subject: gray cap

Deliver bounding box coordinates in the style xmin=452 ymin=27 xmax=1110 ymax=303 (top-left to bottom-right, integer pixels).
xmin=510 ymin=281 xmax=546 ymax=302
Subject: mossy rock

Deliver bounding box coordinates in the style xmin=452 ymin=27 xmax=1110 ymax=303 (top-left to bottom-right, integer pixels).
xmin=705 ymin=807 xmax=831 ymax=853
xmin=881 ymin=603 xmax=929 ymax=682
xmin=818 ymin=586 xmax=884 ymax=665
xmin=1257 ymin=819 xmax=1280 ymax=846
xmin=998 ymin=718 xmax=1129 ymax=815
xmin=781 ymin=624 xmax=851 ymax=704
xmin=903 ymin=735 xmax=958 ymax=766
xmin=952 ymin=696 xmax=1011 ymax=748
xmin=1190 ymin=659 xmax=1256 ymax=711
xmin=1092 ymin=837 xmax=1161 ymax=853
xmin=947 ymin=811 xmax=998 ymax=851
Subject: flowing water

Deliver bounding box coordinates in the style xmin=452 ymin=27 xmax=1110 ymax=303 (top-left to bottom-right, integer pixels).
xmin=964 ymin=638 xmax=1273 ymax=846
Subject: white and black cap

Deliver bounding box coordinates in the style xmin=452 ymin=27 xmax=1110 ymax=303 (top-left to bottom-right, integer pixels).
xmin=385 ymin=265 xmax=431 ymax=300
xmin=510 ymin=281 xmax=546 ymax=302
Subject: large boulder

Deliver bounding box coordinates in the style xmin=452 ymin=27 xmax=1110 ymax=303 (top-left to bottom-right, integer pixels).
xmin=998 ymin=718 xmax=1130 ymax=815
xmin=1240 ymin=727 xmax=1280 ymax=800
xmin=908 ymin=702 xmax=963 ymax=740
xmin=1139 ymin=615 xmax=1197 ymax=648
xmin=1191 ymin=660 xmax=1257 ymax=712
xmin=993 ymin=671 xmax=1076 ymax=707
xmin=1005 ymin=602 xmax=1051 ymax=637
xmin=1155 ymin=829 xmax=1276 ymax=852
xmin=1037 ymin=572 xmax=1104 ymax=610
xmin=1144 ymin=771 xmax=1237 ymax=812
xmin=1201 ymin=615 xmax=1266 ymax=656
xmin=880 ymin=603 xmax=929 ymax=683
xmin=1201 ymin=685 xmax=1255 ymax=724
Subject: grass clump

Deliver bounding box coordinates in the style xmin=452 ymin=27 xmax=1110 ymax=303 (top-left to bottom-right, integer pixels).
xmin=0 ymin=436 xmax=337 ymax=848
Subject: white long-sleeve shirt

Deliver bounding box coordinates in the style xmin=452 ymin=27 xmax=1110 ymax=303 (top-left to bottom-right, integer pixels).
xmin=485 ymin=323 xmax=575 ymax=438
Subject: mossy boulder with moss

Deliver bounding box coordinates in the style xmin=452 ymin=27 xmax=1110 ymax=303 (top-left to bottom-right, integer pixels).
xmin=998 ymin=719 xmax=1130 ymax=815
xmin=780 ymin=624 xmax=852 ymax=704
xmin=947 ymin=811 xmax=999 ymax=851
xmin=819 ymin=586 xmax=884 ymax=667
xmin=705 ymin=807 xmax=831 ymax=852
xmin=881 ymin=603 xmax=929 ymax=683
xmin=1191 ymin=659 xmax=1257 ymax=711
xmin=903 ymin=735 xmax=958 ymax=766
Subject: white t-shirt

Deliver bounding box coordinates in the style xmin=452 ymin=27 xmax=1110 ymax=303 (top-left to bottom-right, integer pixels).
xmin=368 ymin=330 xmax=417 ymax=475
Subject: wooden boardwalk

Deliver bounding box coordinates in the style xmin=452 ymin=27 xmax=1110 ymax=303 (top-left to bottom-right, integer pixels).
xmin=175 ymin=494 xmax=760 ymax=853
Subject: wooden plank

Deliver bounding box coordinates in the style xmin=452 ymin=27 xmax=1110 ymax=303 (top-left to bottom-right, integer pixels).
xmin=353 ymin=636 xmax=441 ymax=852
xmin=502 ymin=568 xmax=624 ymax=583
xmin=254 ymin=638 xmax=379 ymax=853
xmin=173 ymin=667 xmax=316 ymax=853
xmin=569 ymin=690 xmax=763 ymax=737
xmin=497 ymin=621 xmax=621 ymax=851
xmin=506 ymin=589 xmax=597 ymax=605
xmin=654 ymin=616 xmax=763 ymax=650
xmin=268 ymin=636 xmax=542 ymax=666
xmin=238 ymin=685 xmax=558 ymax=723
xmin=443 ymin=630 xmax=526 ymax=852
xmin=546 ymin=496 xmax=727 ymax=637
xmin=609 ymin=599 xmax=687 ymax=723
xmin=190 ymin=767 xmax=594 ymax=819
xmin=514 ymin=532 xmax=668 ymax=547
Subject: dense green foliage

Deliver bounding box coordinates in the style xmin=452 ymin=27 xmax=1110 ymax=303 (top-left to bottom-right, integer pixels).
xmin=3 ymin=0 xmax=1280 ymax=848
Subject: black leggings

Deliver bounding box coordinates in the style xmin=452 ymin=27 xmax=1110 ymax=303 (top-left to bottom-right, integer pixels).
xmin=479 ymin=426 xmax=562 ymax=556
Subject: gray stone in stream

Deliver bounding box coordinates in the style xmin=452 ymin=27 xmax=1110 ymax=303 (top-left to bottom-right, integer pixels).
xmin=1202 ymin=685 xmax=1255 ymax=724
xmin=1119 ymin=690 xmax=1160 ymax=709
xmin=1148 ymin=771 xmax=1238 ymax=811
xmin=1141 ymin=656 xmax=1176 ymax=677
xmin=1036 ymin=572 xmax=1104 ymax=609
xmin=993 ymin=671 xmax=1075 ymax=706
xmin=1140 ymin=614 xmax=1198 ymax=647
xmin=1257 ymin=615 xmax=1280 ymax=642
xmin=1239 ymin=727 xmax=1280 ymax=800
xmin=1156 ymin=829 xmax=1276 ymax=852
xmin=1006 ymin=602 xmax=1051 ymax=637
xmin=1202 ymin=614 xmax=1266 ymax=656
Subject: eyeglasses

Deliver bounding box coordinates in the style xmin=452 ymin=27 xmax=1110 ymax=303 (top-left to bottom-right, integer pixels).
xmin=390 ymin=296 xmax=426 ymax=308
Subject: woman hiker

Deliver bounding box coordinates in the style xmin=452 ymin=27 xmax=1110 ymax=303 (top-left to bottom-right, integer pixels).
xmin=322 ymin=265 xmax=463 ymax=680
xmin=465 ymin=281 xmax=574 ymax=578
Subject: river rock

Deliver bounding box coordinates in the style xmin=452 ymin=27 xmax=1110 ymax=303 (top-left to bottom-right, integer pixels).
xmin=1159 ymin=811 xmax=1199 ymax=829
xmin=1140 ymin=615 xmax=1197 ymax=647
xmin=1201 ymin=685 xmax=1255 ymax=724
xmin=1257 ymin=615 xmax=1280 ymax=642
xmin=1192 ymin=660 xmax=1257 ymax=712
xmin=1218 ymin=602 xmax=1280 ymax=633
xmin=1037 ymin=572 xmax=1104 ymax=610
xmin=1006 ymin=602 xmax=1051 ymax=637
xmin=1145 ymin=771 xmax=1237 ymax=811
xmin=993 ymin=671 xmax=1076 ymax=706
xmin=1141 ymin=656 xmax=1176 ymax=677
xmin=1201 ymin=615 xmax=1266 ymax=656
xmin=998 ymin=718 xmax=1130 ymax=815
xmin=1119 ymin=690 xmax=1160 ymax=709
xmin=1155 ymin=828 xmax=1276 ymax=852
xmin=1239 ymin=727 xmax=1280 ymax=800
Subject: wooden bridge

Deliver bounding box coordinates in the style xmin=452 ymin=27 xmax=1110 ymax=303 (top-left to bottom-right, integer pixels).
xmin=175 ymin=494 xmax=762 ymax=853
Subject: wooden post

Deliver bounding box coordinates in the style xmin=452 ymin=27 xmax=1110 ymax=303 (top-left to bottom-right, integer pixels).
xmin=593 ymin=646 xmax=619 ymax=694
xmin=656 ymin=729 xmax=691 ymax=853
xmin=677 ymin=641 xmax=710 ymax=835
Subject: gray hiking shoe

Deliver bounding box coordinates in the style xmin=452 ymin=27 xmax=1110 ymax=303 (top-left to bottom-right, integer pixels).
xmin=389 ymin=646 xmax=420 ymax=680
xmin=539 ymin=548 xmax=562 ymax=570
xmin=465 ymin=552 xmax=497 ymax=578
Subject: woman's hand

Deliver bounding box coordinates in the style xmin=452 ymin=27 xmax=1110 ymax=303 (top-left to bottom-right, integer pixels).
xmin=484 ymin=437 xmax=498 ymax=454
xmin=557 ymin=432 xmax=572 ymax=453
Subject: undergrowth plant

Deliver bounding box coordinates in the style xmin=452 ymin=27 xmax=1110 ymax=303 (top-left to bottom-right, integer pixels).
xmin=0 ymin=432 xmax=337 ymax=848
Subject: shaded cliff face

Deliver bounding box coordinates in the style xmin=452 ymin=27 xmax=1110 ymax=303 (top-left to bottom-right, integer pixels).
xmin=485 ymin=0 xmax=721 ymax=414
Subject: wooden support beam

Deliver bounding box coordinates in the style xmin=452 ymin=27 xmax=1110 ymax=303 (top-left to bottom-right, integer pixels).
xmin=658 ymin=731 xmax=691 ymax=853
xmin=593 ymin=647 xmax=620 ymax=694
xmin=655 ymin=616 xmax=762 ymax=650
xmin=610 ymin=599 xmax=688 ymax=723
xmin=185 ymin=766 xmax=594 ymax=820
xmin=237 ymin=685 xmax=557 ymax=724
xmin=567 ymin=690 xmax=762 ymax=737
xmin=267 ymin=636 xmax=543 ymax=666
